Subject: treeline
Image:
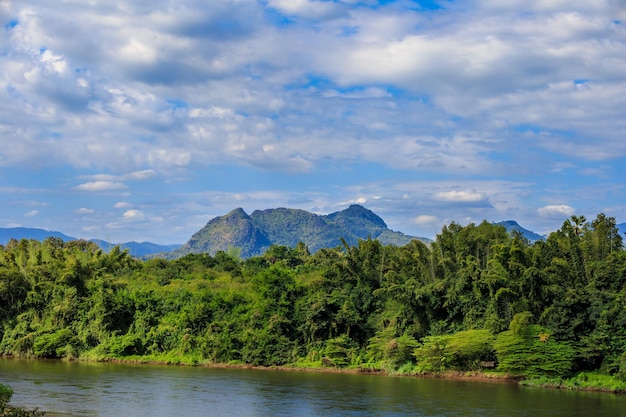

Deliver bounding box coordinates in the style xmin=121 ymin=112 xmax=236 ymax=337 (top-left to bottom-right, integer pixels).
xmin=1 ymin=214 xmax=625 ymax=388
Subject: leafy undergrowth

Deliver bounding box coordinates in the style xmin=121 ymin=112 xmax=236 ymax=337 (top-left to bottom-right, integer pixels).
xmin=520 ymin=372 xmax=626 ymax=393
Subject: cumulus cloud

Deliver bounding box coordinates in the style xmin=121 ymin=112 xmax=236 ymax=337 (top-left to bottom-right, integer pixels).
xmin=114 ymin=202 xmax=133 ymax=209
xmin=434 ymin=190 xmax=487 ymax=203
xmin=122 ymin=209 xmax=145 ymax=220
xmin=0 ymin=0 xmax=623 ymax=243
xmin=74 ymin=181 xmax=127 ymax=192
xmin=74 ymin=207 xmax=95 ymax=214
xmin=538 ymin=204 xmax=576 ymax=217
xmin=414 ymin=215 xmax=438 ymax=225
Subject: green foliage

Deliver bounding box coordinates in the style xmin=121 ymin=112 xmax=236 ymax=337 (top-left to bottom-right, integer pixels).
xmin=366 ymin=329 xmax=419 ymax=368
xmin=445 ymin=329 xmax=496 ymax=369
xmin=414 ymin=335 xmax=452 ymax=372
xmin=0 ymin=383 xmax=45 ymax=417
xmin=0 ymin=384 xmax=11 ymax=409
xmin=413 ymin=330 xmax=495 ymax=372
xmin=0 ymin=212 xmax=624 ymax=391
xmin=495 ymin=325 xmax=576 ymax=378
xmin=521 ymin=372 xmax=626 ymax=393
xmin=33 ymin=328 xmax=76 ymax=358
xmin=322 ymin=335 xmax=360 ymax=368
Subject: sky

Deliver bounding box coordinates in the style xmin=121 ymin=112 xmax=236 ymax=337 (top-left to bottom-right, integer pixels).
xmin=0 ymin=0 xmax=625 ymax=245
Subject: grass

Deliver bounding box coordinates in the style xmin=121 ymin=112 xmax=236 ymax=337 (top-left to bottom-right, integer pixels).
xmin=520 ymin=372 xmax=626 ymax=393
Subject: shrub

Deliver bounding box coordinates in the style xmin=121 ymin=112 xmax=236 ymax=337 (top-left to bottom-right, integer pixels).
xmin=0 ymin=383 xmax=45 ymax=417
xmin=495 ymin=325 xmax=576 ymax=378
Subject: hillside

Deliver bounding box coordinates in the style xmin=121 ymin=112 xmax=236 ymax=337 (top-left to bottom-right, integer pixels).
xmin=169 ymin=204 xmax=429 ymax=259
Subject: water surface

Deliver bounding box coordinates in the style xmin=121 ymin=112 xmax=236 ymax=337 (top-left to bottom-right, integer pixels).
xmin=1 ymin=359 xmax=624 ymax=416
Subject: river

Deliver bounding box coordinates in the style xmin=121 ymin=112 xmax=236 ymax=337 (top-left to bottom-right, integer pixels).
xmin=1 ymin=359 xmax=625 ymax=416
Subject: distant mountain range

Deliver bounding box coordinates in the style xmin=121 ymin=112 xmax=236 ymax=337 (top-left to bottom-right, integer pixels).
xmin=3 ymin=211 xmax=623 ymax=260
xmin=171 ymin=204 xmax=428 ymax=259
xmin=0 ymin=227 xmax=180 ymax=257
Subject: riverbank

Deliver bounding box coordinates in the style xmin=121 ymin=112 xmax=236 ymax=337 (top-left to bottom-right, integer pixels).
xmin=91 ymin=356 xmax=626 ymax=393
xmin=67 ymin=355 xmax=558 ymax=388
xmin=4 ymin=354 xmax=625 ymax=394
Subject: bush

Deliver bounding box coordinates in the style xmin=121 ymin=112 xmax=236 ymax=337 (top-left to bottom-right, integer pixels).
xmin=495 ymin=325 xmax=576 ymax=378
xmin=414 ymin=335 xmax=452 ymax=372
xmin=0 ymin=383 xmax=45 ymax=417
xmin=366 ymin=329 xmax=418 ymax=368
xmin=0 ymin=384 xmax=12 ymax=409
xmin=413 ymin=329 xmax=496 ymax=372
xmin=32 ymin=329 xmax=76 ymax=358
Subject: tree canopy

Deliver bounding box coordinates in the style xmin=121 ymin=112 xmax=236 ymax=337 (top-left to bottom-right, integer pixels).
xmin=0 ymin=214 xmax=625 ymax=388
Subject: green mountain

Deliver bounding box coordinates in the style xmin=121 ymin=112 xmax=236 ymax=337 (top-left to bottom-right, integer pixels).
xmin=174 ymin=208 xmax=273 ymax=258
xmin=170 ymin=204 xmax=429 ymax=259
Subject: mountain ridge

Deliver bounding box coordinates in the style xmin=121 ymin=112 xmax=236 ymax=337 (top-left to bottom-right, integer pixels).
xmin=0 ymin=227 xmax=180 ymax=257
xmin=168 ymin=204 xmax=429 ymax=259
xmin=5 ymin=212 xmax=617 ymax=260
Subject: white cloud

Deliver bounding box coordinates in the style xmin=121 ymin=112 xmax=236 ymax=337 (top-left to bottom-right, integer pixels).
xmin=434 ymin=190 xmax=487 ymax=203
xmin=114 ymin=202 xmax=133 ymax=209
xmin=125 ymin=169 xmax=156 ymax=180
xmin=0 ymin=0 xmax=623 ymax=244
xmin=122 ymin=209 xmax=145 ymax=220
xmin=74 ymin=207 xmax=95 ymax=214
xmin=24 ymin=210 xmax=39 ymax=217
xmin=339 ymin=197 xmax=368 ymax=206
xmin=538 ymin=204 xmax=575 ymax=217
xmin=414 ymin=215 xmax=438 ymax=225
xmin=74 ymin=181 xmax=127 ymax=192
xmin=268 ymin=0 xmax=346 ymax=19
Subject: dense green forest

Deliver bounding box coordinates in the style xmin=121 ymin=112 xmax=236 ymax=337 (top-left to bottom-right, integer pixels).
xmin=1 ymin=214 xmax=625 ymax=391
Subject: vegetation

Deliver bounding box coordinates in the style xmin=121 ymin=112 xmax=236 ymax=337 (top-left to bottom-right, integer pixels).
xmin=0 ymin=383 xmax=44 ymax=416
xmin=0 ymin=213 xmax=625 ymax=392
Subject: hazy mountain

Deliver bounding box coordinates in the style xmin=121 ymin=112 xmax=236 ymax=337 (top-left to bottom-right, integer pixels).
xmin=89 ymin=239 xmax=181 ymax=257
xmin=0 ymin=227 xmax=76 ymax=245
xmin=0 ymin=227 xmax=179 ymax=257
xmin=496 ymin=220 xmax=546 ymax=242
xmin=618 ymin=223 xmax=626 ymax=240
xmin=170 ymin=204 xmax=429 ymax=259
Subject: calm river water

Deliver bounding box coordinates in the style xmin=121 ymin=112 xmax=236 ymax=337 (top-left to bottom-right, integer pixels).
xmin=1 ymin=359 xmax=625 ymax=416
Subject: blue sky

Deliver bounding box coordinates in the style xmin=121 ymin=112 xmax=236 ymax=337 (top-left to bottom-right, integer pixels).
xmin=1 ymin=0 xmax=624 ymax=244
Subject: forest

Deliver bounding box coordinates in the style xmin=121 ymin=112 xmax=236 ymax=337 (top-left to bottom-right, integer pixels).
xmin=1 ymin=213 xmax=625 ymax=391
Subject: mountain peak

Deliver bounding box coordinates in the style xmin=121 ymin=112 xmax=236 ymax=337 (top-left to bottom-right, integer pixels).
xmin=496 ymin=220 xmax=545 ymax=242
xmin=224 ymin=207 xmax=250 ymax=218
xmin=171 ymin=205 xmax=425 ymax=259
xmin=326 ymin=204 xmax=388 ymax=235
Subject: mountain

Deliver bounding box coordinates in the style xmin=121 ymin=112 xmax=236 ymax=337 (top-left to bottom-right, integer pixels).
xmin=0 ymin=227 xmax=76 ymax=245
xmin=170 ymin=204 xmax=429 ymax=259
xmin=0 ymin=227 xmax=179 ymax=257
xmin=174 ymin=208 xmax=273 ymax=258
xmin=324 ymin=204 xmax=421 ymax=247
xmin=618 ymin=223 xmax=626 ymax=240
xmin=496 ymin=220 xmax=545 ymax=242
xmin=89 ymin=240 xmax=181 ymax=257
